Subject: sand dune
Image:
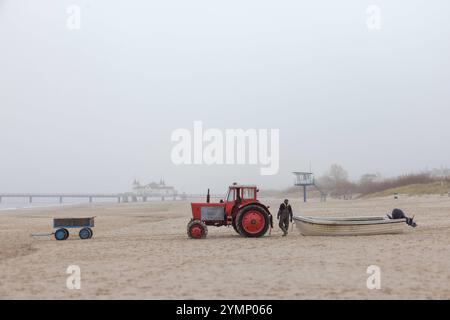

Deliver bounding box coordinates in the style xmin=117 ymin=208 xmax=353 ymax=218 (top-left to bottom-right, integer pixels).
xmin=0 ymin=196 xmax=449 ymax=299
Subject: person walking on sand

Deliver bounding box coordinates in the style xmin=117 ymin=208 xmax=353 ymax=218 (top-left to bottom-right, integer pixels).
xmin=277 ymin=199 xmax=293 ymax=236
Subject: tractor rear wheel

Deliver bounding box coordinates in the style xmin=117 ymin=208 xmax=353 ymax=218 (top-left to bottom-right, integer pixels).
xmin=187 ymin=220 xmax=208 ymax=239
xmin=232 ymin=218 xmax=240 ymax=234
xmin=236 ymin=205 xmax=270 ymax=238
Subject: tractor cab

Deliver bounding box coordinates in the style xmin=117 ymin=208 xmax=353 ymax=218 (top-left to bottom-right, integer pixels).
xmin=224 ymin=185 xmax=258 ymax=203
xmin=223 ymin=184 xmax=257 ymax=204
xmin=222 ymin=185 xmax=258 ymax=218
xmin=187 ymin=183 xmax=271 ymax=239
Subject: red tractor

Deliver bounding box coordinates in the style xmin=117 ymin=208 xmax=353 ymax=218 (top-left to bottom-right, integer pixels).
xmin=187 ymin=184 xmax=272 ymax=239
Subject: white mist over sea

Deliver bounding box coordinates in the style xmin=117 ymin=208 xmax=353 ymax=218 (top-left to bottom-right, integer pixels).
xmin=0 ymin=198 xmax=118 ymax=211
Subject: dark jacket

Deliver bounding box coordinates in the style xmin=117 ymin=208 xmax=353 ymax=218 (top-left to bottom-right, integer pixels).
xmin=277 ymin=203 xmax=293 ymax=221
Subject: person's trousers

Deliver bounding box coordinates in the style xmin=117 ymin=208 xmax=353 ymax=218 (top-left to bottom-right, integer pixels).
xmin=279 ymin=215 xmax=290 ymax=234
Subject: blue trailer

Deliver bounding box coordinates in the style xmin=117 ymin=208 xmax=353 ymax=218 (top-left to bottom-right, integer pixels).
xmin=53 ymin=217 xmax=95 ymax=240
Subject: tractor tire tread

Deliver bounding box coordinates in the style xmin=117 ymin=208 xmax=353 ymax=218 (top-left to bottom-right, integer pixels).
xmin=187 ymin=219 xmax=208 ymax=239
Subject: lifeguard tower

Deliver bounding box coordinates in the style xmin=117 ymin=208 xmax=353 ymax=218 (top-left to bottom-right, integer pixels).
xmin=293 ymin=172 xmax=315 ymax=202
xmin=293 ymin=172 xmax=327 ymax=202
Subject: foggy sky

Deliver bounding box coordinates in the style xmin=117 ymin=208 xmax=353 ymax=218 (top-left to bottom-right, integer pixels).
xmin=1 ymin=0 xmax=449 ymax=194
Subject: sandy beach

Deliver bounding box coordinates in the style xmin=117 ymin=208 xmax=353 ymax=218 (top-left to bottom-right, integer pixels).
xmin=0 ymin=196 xmax=449 ymax=300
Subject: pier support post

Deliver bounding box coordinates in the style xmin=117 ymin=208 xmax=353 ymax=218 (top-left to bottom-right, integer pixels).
xmin=89 ymin=197 xmax=93 ymax=203
xmin=59 ymin=196 xmax=63 ymax=204
xmin=303 ymin=186 xmax=307 ymax=203
xmin=29 ymin=196 xmax=32 ymax=203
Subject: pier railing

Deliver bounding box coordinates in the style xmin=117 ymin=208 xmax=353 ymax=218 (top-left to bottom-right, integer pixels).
xmin=0 ymin=193 xmax=223 ymax=203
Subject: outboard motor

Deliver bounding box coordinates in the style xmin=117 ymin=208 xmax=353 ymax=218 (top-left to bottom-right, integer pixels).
xmin=388 ymin=208 xmax=417 ymax=228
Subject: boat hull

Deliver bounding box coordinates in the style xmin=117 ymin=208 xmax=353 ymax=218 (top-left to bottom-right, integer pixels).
xmin=293 ymin=216 xmax=408 ymax=236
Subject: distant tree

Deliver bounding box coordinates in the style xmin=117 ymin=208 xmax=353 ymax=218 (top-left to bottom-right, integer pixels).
xmin=328 ymin=164 xmax=349 ymax=183
xmin=318 ymin=164 xmax=355 ymax=197
xmin=359 ymin=173 xmax=381 ymax=185
xmin=358 ymin=173 xmax=381 ymax=195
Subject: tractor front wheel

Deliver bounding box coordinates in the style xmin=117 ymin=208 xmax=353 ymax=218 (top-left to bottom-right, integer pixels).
xmin=236 ymin=205 xmax=270 ymax=238
xmin=187 ymin=220 xmax=208 ymax=239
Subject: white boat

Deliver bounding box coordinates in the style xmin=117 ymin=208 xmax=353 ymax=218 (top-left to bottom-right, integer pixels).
xmin=293 ymin=215 xmax=411 ymax=236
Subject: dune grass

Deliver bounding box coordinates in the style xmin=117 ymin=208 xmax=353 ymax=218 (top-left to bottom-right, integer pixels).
xmin=365 ymin=181 xmax=450 ymax=198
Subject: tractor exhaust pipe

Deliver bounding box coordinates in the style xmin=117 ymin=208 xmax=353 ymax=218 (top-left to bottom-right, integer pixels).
xmin=206 ymin=189 xmax=210 ymax=203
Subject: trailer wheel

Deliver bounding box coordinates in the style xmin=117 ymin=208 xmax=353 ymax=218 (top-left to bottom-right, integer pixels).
xmin=79 ymin=227 xmax=92 ymax=240
xmin=236 ymin=205 xmax=270 ymax=238
xmin=55 ymin=228 xmax=69 ymax=241
xmin=187 ymin=220 xmax=208 ymax=239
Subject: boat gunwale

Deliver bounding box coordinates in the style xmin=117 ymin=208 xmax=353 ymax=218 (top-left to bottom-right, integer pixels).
xmin=302 ymin=215 xmax=386 ymax=221
xmin=293 ymin=215 xmax=406 ymax=226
